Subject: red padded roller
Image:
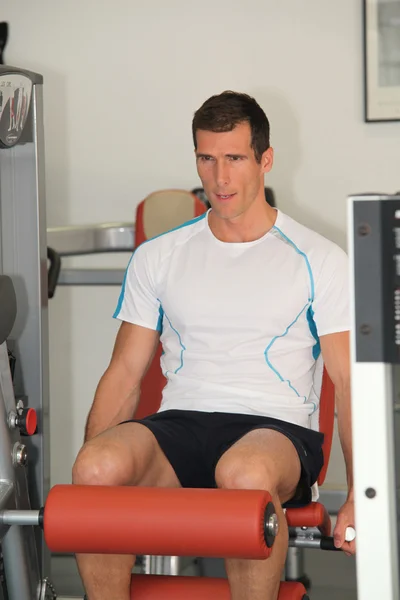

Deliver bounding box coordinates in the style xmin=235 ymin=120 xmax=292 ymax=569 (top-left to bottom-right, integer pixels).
xmin=131 ymin=575 xmax=230 ymax=599
xmin=278 ymin=581 xmax=308 ymax=600
xmin=286 ymin=502 xmax=331 ymax=536
xmin=44 ymin=485 xmax=273 ymax=559
xmin=129 ymin=576 xmax=307 ymax=599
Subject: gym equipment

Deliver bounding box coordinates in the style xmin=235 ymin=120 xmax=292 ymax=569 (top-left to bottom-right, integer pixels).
xmin=0 ymin=63 xmax=362 ymax=598
xmin=2 ymin=486 xmax=278 ymax=558
xmin=348 ymin=193 xmax=400 ymax=600
xmin=0 ymin=65 xmax=51 ymax=599
xmin=45 ymin=190 xmax=350 ymax=598
xmin=0 ymin=483 xmax=354 ymax=555
xmin=47 ymin=188 xmax=348 ymax=590
xmin=0 ymin=474 xmax=353 ymax=599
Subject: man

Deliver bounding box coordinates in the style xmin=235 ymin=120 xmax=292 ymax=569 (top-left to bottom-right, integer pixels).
xmin=73 ymin=91 xmax=355 ymax=600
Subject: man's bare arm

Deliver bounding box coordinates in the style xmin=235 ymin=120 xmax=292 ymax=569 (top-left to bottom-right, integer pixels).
xmin=84 ymin=322 xmax=160 ymax=442
xmin=320 ymin=330 xmax=353 ymax=498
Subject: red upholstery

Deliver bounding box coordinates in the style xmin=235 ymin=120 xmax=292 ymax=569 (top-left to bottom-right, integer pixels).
xmin=130 ymin=575 xmax=231 ymax=599
xmin=285 ymin=501 xmax=331 ymax=537
xmin=45 ymin=486 xmax=273 ymax=559
xmin=278 ymin=581 xmax=308 ymax=599
xmin=133 ymin=190 xmax=207 ymax=419
xmin=129 ymin=576 xmax=307 ymax=599
xmin=135 ymin=190 xmax=206 ymax=247
xmin=285 ymin=368 xmax=335 ymax=532
xmin=317 ymin=367 xmax=335 ymax=486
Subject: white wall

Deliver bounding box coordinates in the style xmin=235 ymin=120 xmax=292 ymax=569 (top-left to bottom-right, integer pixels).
xmin=3 ymin=0 xmax=400 ymax=492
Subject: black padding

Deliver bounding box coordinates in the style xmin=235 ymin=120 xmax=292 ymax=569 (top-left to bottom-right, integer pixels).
xmin=320 ymin=536 xmax=341 ymax=551
xmin=265 ymin=187 xmax=276 ymax=207
xmin=0 ymin=275 xmax=17 ymax=344
xmin=47 ymin=247 xmax=61 ymax=299
xmin=0 ymin=22 xmax=8 ymax=65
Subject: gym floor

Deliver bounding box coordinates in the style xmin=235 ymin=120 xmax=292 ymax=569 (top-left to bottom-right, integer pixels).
xmin=53 ymin=548 xmax=357 ymax=600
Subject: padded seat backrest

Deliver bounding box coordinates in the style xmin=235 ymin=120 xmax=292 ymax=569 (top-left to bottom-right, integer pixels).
xmin=318 ymin=368 xmax=335 ymax=485
xmin=135 ymin=190 xmax=206 ymax=242
xmin=310 ymin=356 xmax=335 ymax=486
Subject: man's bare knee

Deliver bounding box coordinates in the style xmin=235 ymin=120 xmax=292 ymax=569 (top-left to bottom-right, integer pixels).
xmin=216 ymin=459 xmax=277 ymax=494
xmin=72 ymin=422 xmax=181 ymax=488
xmin=72 ymin=439 xmax=135 ymax=486
xmin=215 ymin=429 xmax=301 ymax=502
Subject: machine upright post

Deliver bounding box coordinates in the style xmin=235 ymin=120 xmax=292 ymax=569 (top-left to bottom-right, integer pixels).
xmin=0 ymin=343 xmax=41 ymax=600
xmin=0 ymin=66 xmax=51 ymax=598
xmin=348 ymin=194 xmax=400 ymax=600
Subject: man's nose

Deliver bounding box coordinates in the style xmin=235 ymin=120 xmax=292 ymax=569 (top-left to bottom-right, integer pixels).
xmin=215 ymin=160 xmax=230 ymax=187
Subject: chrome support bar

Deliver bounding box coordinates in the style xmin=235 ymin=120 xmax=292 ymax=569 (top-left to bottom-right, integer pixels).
xmin=0 ymin=510 xmax=40 ymax=527
xmin=47 ymin=223 xmax=135 ymax=257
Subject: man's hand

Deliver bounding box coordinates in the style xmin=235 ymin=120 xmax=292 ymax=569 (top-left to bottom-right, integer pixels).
xmin=333 ymin=499 xmax=356 ymax=556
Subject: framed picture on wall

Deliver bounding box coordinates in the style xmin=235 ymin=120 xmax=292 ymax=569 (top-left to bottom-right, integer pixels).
xmin=363 ymin=0 xmax=400 ymax=122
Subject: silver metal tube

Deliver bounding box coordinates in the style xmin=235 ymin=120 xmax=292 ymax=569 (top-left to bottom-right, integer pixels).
xmin=143 ymin=555 xmax=152 ymax=575
xmin=47 ymin=223 xmax=135 ymax=257
xmin=168 ymin=556 xmax=180 ymax=576
xmin=288 ymin=526 xmax=322 ymax=539
xmin=0 ymin=510 xmax=40 ymax=527
xmin=150 ymin=556 xmax=166 ymax=575
xmin=285 ymin=546 xmax=306 ymax=580
xmin=156 ymin=556 xmax=165 ymax=575
xmin=289 ymin=538 xmax=322 ymax=549
xmin=58 ymin=268 xmax=125 ymax=286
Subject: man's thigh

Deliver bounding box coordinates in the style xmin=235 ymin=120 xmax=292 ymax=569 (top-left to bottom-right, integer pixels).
xmin=79 ymin=422 xmax=181 ymax=488
xmin=214 ymin=428 xmax=302 ymax=503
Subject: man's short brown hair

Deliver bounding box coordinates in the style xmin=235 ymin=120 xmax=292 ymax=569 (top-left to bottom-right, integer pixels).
xmin=192 ymin=91 xmax=270 ymax=163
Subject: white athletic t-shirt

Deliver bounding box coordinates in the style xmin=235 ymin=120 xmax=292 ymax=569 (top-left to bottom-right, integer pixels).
xmin=113 ymin=209 xmax=349 ymax=430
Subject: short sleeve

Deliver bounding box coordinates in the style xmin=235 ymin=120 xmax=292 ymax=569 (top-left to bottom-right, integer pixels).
xmin=312 ymin=246 xmax=350 ymax=337
xmin=113 ymin=245 xmax=163 ymax=331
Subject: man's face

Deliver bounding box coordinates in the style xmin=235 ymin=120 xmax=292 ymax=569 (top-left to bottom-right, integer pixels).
xmin=195 ymin=121 xmax=273 ymax=220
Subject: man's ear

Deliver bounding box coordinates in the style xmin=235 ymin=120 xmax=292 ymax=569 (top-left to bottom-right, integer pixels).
xmin=261 ymin=147 xmax=274 ymax=174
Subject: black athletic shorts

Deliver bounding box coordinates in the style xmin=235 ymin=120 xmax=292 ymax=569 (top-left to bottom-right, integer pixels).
xmin=122 ymin=409 xmax=324 ymax=508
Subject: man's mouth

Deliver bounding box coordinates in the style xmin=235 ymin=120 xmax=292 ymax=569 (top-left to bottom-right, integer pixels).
xmin=215 ymin=193 xmax=236 ymax=201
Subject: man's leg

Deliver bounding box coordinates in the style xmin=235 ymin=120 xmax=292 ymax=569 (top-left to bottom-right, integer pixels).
xmin=215 ymin=428 xmax=301 ymax=600
xmin=72 ymin=422 xmax=181 ymax=600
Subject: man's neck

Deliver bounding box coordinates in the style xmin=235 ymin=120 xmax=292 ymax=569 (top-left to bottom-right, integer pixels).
xmin=208 ymin=203 xmax=277 ymax=243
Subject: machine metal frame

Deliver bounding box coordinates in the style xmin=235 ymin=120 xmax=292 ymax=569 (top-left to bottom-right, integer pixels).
xmin=2 ymin=65 xmax=398 ymax=600
xmin=348 ymin=193 xmax=400 ymax=600
xmin=0 ymin=66 xmax=51 ymax=599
